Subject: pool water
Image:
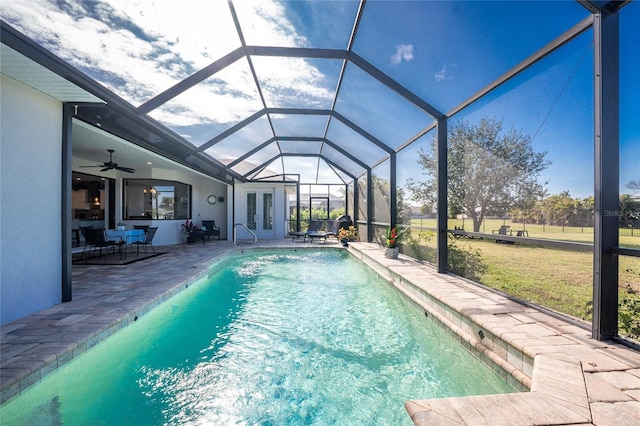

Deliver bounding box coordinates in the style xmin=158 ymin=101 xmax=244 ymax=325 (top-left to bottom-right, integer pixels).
xmin=2 ymin=250 xmax=514 ymax=425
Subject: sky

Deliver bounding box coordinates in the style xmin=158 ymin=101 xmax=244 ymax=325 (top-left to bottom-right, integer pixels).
xmin=0 ymin=0 xmax=637 ymax=197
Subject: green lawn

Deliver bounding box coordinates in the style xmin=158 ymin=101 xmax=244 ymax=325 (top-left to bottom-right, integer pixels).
xmin=408 ymin=217 xmax=640 ymax=247
xmin=403 ymin=218 xmax=640 ymax=324
xmin=458 ymin=240 xmax=594 ymax=318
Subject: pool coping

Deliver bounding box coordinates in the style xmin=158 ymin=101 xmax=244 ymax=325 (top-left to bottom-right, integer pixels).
xmin=2 ymin=241 xmax=640 ymax=425
xmin=349 ymin=242 xmax=640 ymax=426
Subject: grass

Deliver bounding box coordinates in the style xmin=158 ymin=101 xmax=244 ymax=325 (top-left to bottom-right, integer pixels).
xmin=402 ymin=219 xmax=640 ymax=324
xmin=463 ymin=240 xmax=594 ymax=319
xmin=409 ymin=217 xmax=640 ymax=248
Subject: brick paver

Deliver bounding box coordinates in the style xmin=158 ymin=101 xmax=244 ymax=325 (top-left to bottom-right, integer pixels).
xmin=2 ymin=240 xmax=640 ymax=425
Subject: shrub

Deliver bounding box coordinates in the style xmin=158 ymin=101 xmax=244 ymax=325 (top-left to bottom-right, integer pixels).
xmin=447 ymin=236 xmax=487 ymax=281
xmin=619 ymin=285 xmax=640 ymax=339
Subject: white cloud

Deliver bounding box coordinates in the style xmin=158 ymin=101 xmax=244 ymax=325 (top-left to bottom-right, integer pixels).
xmin=0 ymin=0 xmax=333 ymax=127
xmin=390 ymin=44 xmax=414 ymax=65
xmin=234 ymin=0 xmax=309 ymax=48
xmin=252 ymin=57 xmax=334 ymax=108
xmin=434 ymin=64 xmax=456 ymax=81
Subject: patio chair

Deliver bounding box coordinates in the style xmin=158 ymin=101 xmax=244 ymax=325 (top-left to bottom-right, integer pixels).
xmin=306 ymin=220 xmax=340 ymax=243
xmin=492 ymin=225 xmax=513 ymax=244
xmin=133 ymin=225 xmax=149 ymax=234
xmin=202 ymin=220 xmax=221 ymax=240
xmin=492 ymin=225 xmax=511 ymax=235
xmin=289 ymin=220 xmax=322 ymax=241
xmin=132 ymin=226 xmax=157 ymax=255
xmin=79 ymin=226 xmax=94 ymax=258
xmin=82 ymin=229 xmax=118 ymax=262
xmin=186 ymin=229 xmax=206 ymax=245
xmin=325 ymin=220 xmax=339 ymax=237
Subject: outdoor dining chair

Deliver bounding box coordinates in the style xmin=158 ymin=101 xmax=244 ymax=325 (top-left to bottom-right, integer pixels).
xmin=132 ymin=226 xmax=157 ymax=255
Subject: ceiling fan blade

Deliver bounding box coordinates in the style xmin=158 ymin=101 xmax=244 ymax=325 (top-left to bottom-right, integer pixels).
xmin=116 ymin=166 xmax=136 ymax=173
xmin=80 ymin=151 xmax=135 ymax=173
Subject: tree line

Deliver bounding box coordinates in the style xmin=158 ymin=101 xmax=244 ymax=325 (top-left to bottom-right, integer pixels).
xmin=509 ymin=192 xmax=640 ymax=228
xmin=406 ymin=116 xmax=639 ymax=232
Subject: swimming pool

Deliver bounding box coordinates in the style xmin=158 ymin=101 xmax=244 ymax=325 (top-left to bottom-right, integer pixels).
xmin=1 ymin=250 xmax=514 ymax=425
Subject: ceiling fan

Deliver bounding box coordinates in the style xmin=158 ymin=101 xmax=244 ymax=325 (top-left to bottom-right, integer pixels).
xmin=80 ymin=149 xmax=136 ymax=173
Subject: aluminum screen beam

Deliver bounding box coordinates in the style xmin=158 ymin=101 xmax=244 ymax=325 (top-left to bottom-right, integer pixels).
xmin=199 ymin=110 xmax=266 ymax=150
xmin=437 ymin=117 xmax=448 ymax=273
xmin=136 ymin=48 xmax=245 ymax=114
xmin=61 ymin=104 xmax=74 ymax=303
xmin=348 ymin=52 xmax=442 ymax=120
xmin=389 ymin=152 xmax=397 ymax=230
xmin=228 ymin=136 xmax=368 ymax=177
xmin=245 ymin=45 xmax=348 ymax=60
xmin=592 ymin=9 xmax=620 ymax=341
xmin=323 ymin=138 xmax=370 ymax=170
xmin=228 ymin=137 xmax=278 ymax=168
xmin=332 ymin=111 xmax=394 ymax=154
xmin=447 ymin=15 xmax=592 ymax=119
xmin=367 ymin=168 xmax=374 ymax=242
xmin=241 ymin=153 xmax=356 ymax=183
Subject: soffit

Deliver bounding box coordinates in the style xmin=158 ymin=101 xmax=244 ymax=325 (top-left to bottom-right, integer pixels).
xmin=0 ymin=44 xmax=103 ymax=103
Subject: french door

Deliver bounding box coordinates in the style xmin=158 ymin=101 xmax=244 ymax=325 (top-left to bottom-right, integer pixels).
xmin=246 ymin=188 xmax=274 ymax=238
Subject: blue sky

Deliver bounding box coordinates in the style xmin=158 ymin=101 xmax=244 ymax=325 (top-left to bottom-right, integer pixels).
xmin=0 ymin=0 xmax=637 ymax=196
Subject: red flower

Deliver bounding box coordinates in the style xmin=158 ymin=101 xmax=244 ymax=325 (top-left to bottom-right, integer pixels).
xmin=386 ymin=226 xmax=407 ymax=248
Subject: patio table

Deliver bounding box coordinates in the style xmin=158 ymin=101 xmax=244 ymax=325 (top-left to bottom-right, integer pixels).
xmin=105 ymin=229 xmax=145 ymax=257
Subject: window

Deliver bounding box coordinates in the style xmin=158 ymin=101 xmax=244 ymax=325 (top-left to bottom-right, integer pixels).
xmin=123 ymin=179 xmax=190 ymax=220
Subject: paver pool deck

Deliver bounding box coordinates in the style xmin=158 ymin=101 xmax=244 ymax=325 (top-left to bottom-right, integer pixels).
xmin=2 ymin=240 xmax=640 ymax=425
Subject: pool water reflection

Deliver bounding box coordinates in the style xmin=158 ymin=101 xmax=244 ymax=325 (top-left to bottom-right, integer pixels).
xmin=1 ymin=250 xmax=514 ymax=425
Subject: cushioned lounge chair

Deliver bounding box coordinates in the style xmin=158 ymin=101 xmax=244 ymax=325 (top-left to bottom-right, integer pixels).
xmin=289 ymin=220 xmax=322 ymax=241
xmin=307 ymin=232 xmax=330 ymax=243
xmin=325 ymin=220 xmax=339 ymax=237
xmin=307 ymin=220 xmax=339 ymax=243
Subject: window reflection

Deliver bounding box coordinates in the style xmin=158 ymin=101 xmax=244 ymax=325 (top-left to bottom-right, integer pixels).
xmin=442 ymin=30 xmax=593 ymax=242
xmin=372 ymin=160 xmax=390 ymax=224
xmin=398 ymin=131 xmax=436 ymax=227
xmin=124 ymin=179 xmax=190 ymax=220
xmin=357 ymin=175 xmax=368 ymax=222
xmin=619 ymin=2 xmax=640 ymax=249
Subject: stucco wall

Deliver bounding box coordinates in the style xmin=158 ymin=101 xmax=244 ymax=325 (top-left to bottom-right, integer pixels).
xmin=70 ymin=154 xmax=230 ymax=247
xmin=234 ymin=182 xmax=288 ymax=239
xmin=1 ymin=75 xmax=63 ymax=325
xmin=138 ymin=169 xmax=229 ymax=245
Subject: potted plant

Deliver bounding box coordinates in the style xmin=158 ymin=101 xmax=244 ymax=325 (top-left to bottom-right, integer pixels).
xmin=182 ymin=219 xmax=197 ymax=234
xmin=384 ymin=226 xmax=407 ymax=259
xmin=337 ymin=225 xmax=358 ymax=247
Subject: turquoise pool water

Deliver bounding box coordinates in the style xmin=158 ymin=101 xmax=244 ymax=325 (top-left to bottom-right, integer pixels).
xmin=2 ymin=250 xmax=514 ymax=425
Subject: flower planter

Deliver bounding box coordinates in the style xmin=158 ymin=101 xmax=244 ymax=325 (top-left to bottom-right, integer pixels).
xmin=384 ymin=247 xmax=399 ymax=259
